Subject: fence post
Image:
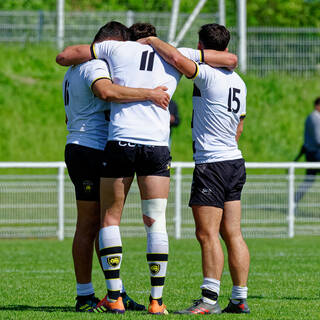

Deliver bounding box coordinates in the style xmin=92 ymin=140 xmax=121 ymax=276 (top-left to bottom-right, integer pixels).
xmin=219 ymin=0 xmax=226 ymax=26
xmin=126 ymin=10 xmax=134 ymax=27
xmin=57 ymin=0 xmax=65 ymax=50
xmin=168 ymin=0 xmax=180 ymax=43
xmin=57 ymin=164 xmax=65 ymax=240
xmin=288 ymin=165 xmax=295 ymax=238
xmin=174 ymin=166 xmax=182 ymax=239
xmin=237 ymin=0 xmax=247 ymax=73
xmin=38 ymin=10 xmax=44 ymax=42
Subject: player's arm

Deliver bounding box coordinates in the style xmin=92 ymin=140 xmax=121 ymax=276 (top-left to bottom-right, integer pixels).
xmin=139 ymin=37 xmax=198 ymax=79
xmin=202 ymin=50 xmax=237 ymax=69
xmin=236 ymin=117 xmax=245 ymax=142
xmin=56 ymin=44 xmax=91 ymax=66
xmin=92 ymin=79 xmax=170 ymax=110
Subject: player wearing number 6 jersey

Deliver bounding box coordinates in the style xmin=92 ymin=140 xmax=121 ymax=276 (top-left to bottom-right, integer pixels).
xmin=56 ymin=21 xmax=238 ymax=315
xmin=139 ymin=23 xmax=250 ymax=315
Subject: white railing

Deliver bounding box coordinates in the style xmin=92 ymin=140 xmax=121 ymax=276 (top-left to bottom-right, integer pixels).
xmin=0 ymin=161 xmax=320 ymax=240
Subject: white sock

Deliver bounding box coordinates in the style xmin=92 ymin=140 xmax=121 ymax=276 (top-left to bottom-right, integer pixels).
xmin=147 ymin=232 xmax=168 ymax=300
xmin=99 ymin=226 xmax=122 ymax=302
xmin=231 ymin=285 xmax=248 ymax=302
xmin=76 ymin=282 xmax=94 ymax=296
xmin=200 ymin=278 xmax=220 ymax=305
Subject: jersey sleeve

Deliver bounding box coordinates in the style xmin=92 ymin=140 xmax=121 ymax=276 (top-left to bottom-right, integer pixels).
xmin=91 ymin=40 xmax=115 ymax=61
xmin=240 ymin=85 xmax=247 ymax=119
xmin=193 ymin=64 xmax=216 ymax=90
xmin=82 ymin=60 xmax=111 ymax=90
xmin=177 ymin=48 xmax=204 ymax=63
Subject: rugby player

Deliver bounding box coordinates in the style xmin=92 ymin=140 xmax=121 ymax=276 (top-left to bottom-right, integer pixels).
xmin=62 ymin=21 xmax=169 ymax=313
xmin=56 ymin=22 xmax=238 ymax=315
xmin=138 ymin=23 xmax=250 ymax=314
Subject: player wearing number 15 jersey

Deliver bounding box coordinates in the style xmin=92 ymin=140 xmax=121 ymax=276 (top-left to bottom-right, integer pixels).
xmin=139 ymin=23 xmax=250 ymax=315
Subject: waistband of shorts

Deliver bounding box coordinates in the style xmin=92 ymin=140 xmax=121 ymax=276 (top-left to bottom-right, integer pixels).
xmin=195 ymin=158 xmax=244 ymax=166
xmin=108 ymin=140 xmax=166 ymax=148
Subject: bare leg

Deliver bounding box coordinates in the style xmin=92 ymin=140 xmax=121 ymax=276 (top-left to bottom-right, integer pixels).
xmin=220 ymin=201 xmax=249 ymax=286
xmin=192 ymin=206 xmax=224 ymax=280
xmin=72 ymin=200 xmax=100 ymax=284
xmin=100 ymin=177 xmax=134 ymax=226
xmin=137 ymin=176 xmax=170 ymax=200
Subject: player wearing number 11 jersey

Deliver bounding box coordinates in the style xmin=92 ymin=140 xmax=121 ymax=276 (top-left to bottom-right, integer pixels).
xmin=139 ymin=23 xmax=250 ymax=314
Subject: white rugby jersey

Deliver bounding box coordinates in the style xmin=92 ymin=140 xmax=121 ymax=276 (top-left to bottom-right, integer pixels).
xmin=92 ymin=41 xmax=202 ymax=146
xmin=192 ymin=65 xmax=247 ymax=164
xmin=63 ymin=59 xmax=111 ymax=151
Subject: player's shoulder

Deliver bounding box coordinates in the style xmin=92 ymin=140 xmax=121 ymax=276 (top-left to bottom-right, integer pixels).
xmin=79 ymin=59 xmax=108 ymax=73
xmin=214 ymin=68 xmax=246 ymax=87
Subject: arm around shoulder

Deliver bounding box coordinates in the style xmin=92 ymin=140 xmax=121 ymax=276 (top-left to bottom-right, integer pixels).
xmin=203 ymin=50 xmax=238 ymax=69
xmin=56 ymin=44 xmax=92 ymax=66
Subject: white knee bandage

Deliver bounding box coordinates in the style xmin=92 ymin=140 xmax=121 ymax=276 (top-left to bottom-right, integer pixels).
xmin=142 ymin=198 xmax=167 ymax=233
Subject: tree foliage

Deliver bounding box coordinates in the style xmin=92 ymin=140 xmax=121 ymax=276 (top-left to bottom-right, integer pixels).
xmin=0 ymin=0 xmax=319 ymax=26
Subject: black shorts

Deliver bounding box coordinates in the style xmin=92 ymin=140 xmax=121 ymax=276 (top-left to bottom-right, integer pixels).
xmin=101 ymin=141 xmax=171 ymax=178
xmin=189 ymin=159 xmax=246 ymax=209
xmin=65 ymin=143 xmax=104 ymax=201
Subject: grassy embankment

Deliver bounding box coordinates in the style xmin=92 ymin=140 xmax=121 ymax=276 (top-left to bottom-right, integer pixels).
xmin=1 ymin=44 xmax=319 ymax=164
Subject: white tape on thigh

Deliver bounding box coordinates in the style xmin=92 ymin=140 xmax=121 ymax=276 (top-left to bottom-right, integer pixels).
xmin=142 ymin=198 xmax=167 ymax=233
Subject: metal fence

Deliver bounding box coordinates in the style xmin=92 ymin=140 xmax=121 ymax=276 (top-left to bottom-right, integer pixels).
xmin=0 ymin=10 xmax=320 ymax=75
xmin=0 ymin=162 xmax=320 ymax=240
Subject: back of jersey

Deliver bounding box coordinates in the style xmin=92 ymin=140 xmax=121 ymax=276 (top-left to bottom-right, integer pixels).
xmin=63 ymin=59 xmax=110 ymax=150
xmin=93 ymin=40 xmax=182 ymax=146
xmin=192 ymin=66 xmax=247 ymax=164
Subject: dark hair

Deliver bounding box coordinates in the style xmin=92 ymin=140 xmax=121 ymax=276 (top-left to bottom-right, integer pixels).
xmin=314 ymin=97 xmax=320 ymax=107
xmin=198 ymin=23 xmax=230 ymax=51
xmin=129 ymin=22 xmax=157 ymax=41
xmin=93 ymin=21 xmax=130 ymax=43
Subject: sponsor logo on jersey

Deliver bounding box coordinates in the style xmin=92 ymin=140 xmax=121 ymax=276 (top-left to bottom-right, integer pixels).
xmin=149 ymin=263 xmax=160 ymax=275
xmin=107 ymin=256 xmax=121 ymax=267
xmin=83 ymin=180 xmax=94 ymax=193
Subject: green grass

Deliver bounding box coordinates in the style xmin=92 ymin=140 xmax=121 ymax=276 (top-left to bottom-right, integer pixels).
xmin=1 ymin=44 xmax=320 ymax=163
xmin=0 ymin=237 xmax=319 ymax=319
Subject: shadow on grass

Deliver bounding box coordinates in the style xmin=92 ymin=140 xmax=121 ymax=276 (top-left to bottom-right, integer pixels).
xmin=0 ymin=305 xmax=74 ymax=312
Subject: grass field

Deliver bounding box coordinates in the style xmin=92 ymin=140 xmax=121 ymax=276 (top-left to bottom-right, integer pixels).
xmin=0 ymin=236 xmax=319 ymax=320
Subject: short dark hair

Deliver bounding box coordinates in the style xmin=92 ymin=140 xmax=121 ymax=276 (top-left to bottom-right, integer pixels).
xmin=314 ymin=97 xmax=320 ymax=107
xmin=129 ymin=22 xmax=157 ymax=41
xmin=93 ymin=21 xmax=130 ymax=43
xmin=198 ymin=23 xmax=230 ymax=51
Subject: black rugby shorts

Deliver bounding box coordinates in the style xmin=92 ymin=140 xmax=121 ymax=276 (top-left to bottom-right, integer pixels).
xmin=65 ymin=143 xmax=104 ymax=201
xmin=101 ymin=141 xmax=171 ymax=178
xmin=189 ymin=158 xmax=246 ymax=209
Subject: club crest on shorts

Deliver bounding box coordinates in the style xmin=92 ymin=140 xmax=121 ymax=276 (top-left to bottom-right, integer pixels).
xmin=149 ymin=263 xmax=160 ymax=275
xmin=107 ymin=256 xmax=121 ymax=267
xmin=83 ymin=180 xmax=94 ymax=193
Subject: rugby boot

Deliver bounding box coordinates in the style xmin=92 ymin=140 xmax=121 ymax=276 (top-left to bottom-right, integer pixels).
xmin=222 ymin=299 xmax=250 ymax=314
xmin=121 ymin=292 xmax=146 ymax=311
xmin=91 ymin=295 xmax=125 ymax=313
xmin=75 ymin=294 xmax=100 ymax=312
xmin=175 ymin=298 xmax=221 ymax=314
xmin=148 ymin=297 xmax=168 ymax=315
